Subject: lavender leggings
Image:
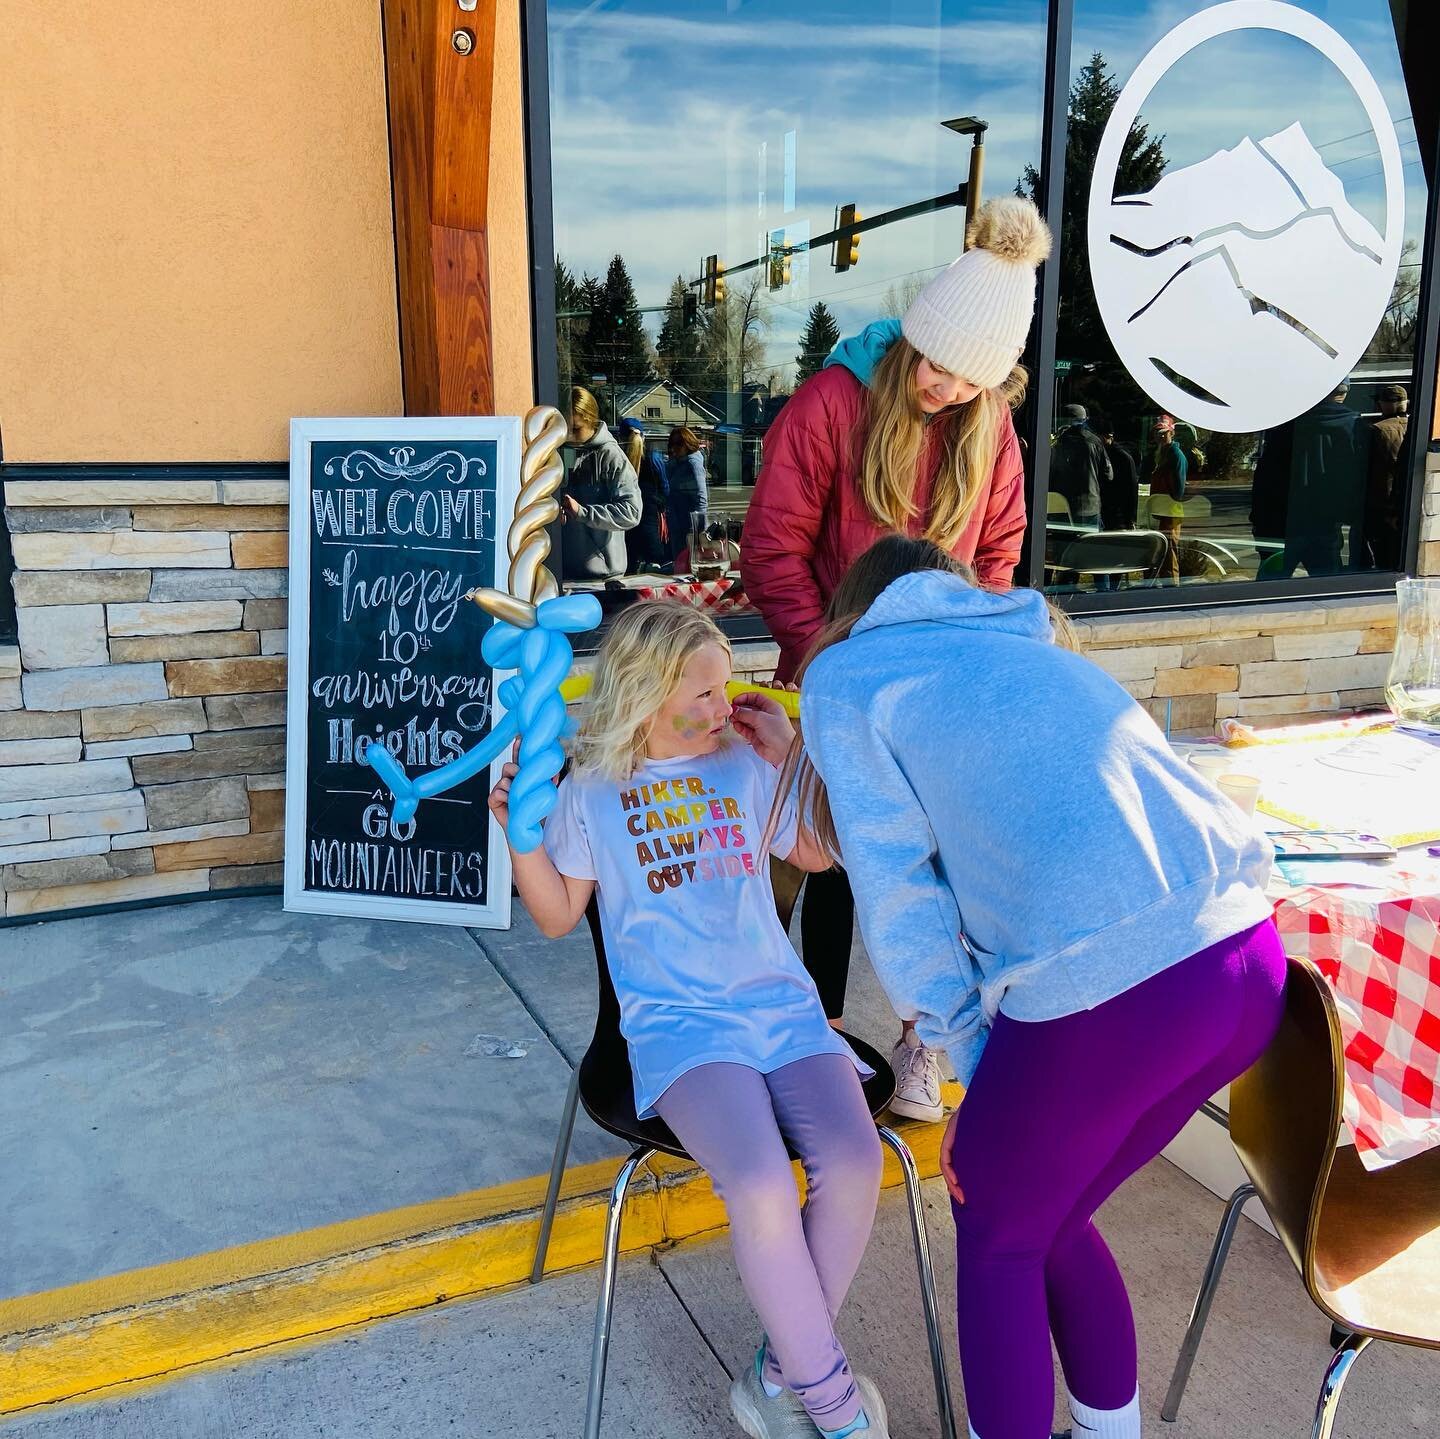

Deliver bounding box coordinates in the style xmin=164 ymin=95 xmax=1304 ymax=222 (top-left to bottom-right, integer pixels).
xmin=948 ymin=919 xmax=1288 ymax=1439
xmin=655 ymin=1054 xmax=883 ymax=1430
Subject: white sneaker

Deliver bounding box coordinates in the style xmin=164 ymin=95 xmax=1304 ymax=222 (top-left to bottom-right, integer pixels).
xmin=888 ymin=1031 xmax=943 ymax=1122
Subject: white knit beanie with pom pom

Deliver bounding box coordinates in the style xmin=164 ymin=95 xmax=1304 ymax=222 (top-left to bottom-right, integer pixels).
xmin=901 ymin=197 xmax=1052 ymax=390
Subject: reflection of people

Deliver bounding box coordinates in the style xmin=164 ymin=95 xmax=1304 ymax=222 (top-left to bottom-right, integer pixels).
xmin=1365 ymin=383 xmax=1409 ymax=570
xmin=665 ymin=426 xmax=708 ymax=566
xmin=617 ymin=419 xmax=669 ymax=571
xmin=492 ymin=602 xmax=888 ymax=1439
xmin=785 ymin=535 xmax=1281 ymax=1439
xmin=562 ymin=388 xmax=640 ymax=581
xmin=744 ymin=195 xmax=1049 ymax=1124
xmin=1141 ymin=414 xmax=1188 ymax=582
xmin=1048 ymin=403 xmax=1110 ymax=526
xmin=1098 ymin=424 xmax=1140 ymax=530
xmin=1278 ymin=381 xmax=1368 ymax=578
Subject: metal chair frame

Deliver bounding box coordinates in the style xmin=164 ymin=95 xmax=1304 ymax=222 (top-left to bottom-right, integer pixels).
xmin=1162 ymin=959 xmax=1438 ymax=1438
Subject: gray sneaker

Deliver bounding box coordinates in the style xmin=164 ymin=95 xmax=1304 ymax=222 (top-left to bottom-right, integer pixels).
xmin=729 ymin=1352 xmax=816 ymax=1438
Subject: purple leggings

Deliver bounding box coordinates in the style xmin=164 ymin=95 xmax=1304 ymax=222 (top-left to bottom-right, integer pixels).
xmin=655 ymin=1054 xmax=883 ymax=1430
xmin=948 ymin=919 xmax=1287 ymax=1439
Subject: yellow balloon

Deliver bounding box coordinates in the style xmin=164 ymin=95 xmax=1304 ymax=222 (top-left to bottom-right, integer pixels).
xmin=557 ymin=672 xmax=800 ymax=718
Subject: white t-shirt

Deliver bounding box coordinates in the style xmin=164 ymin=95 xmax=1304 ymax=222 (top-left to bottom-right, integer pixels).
xmin=545 ymin=740 xmax=865 ymax=1117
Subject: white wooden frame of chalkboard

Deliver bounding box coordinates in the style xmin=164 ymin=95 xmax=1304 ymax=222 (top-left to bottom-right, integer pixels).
xmin=284 ymin=417 xmax=521 ymax=928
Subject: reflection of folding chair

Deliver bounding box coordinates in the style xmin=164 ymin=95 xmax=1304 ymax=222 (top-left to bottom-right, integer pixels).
xmin=1052 ymin=530 xmax=1168 ymax=587
xmin=1144 ymin=496 xmax=1210 ymax=582
xmin=1177 ymin=537 xmax=1239 ymax=579
xmin=1047 ymin=492 xmax=1073 ymax=521
xmin=530 ymin=860 xmax=958 ymax=1439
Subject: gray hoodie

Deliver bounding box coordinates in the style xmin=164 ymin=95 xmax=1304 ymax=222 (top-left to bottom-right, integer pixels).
xmin=801 ymin=571 xmax=1273 ymax=1085
xmin=563 ymin=423 xmax=641 ymax=579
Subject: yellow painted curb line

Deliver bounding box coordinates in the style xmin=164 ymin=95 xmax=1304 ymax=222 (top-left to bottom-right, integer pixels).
xmin=0 ymin=1089 xmax=958 ymax=1416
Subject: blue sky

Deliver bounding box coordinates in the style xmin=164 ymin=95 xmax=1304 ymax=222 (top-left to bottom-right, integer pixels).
xmin=546 ymin=0 xmax=1428 ymax=386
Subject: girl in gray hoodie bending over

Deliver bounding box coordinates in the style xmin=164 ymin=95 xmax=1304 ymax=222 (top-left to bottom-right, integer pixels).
xmin=761 ymin=536 xmax=1283 ymax=1439
xmin=562 ymin=387 xmax=641 ymax=580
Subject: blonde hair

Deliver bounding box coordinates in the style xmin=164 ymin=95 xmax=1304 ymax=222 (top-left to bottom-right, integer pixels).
xmin=763 ymin=540 xmax=1082 ymax=862
xmin=858 ymin=338 xmax=1027 ymax=550
xmin=571 ymin=386 xmax=601 ymax=436
xmin=619 ymin=428 xmax=646 ymax=474
xmin=571 ymin=601 xmax=731 ymax=780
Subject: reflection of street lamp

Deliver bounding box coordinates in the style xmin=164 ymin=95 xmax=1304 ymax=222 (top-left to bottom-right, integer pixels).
xmin=941 ymin=115 xmax=987 ymax=247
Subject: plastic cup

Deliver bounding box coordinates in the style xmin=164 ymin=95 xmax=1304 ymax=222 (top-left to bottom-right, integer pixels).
xmin=1216 ymin=773 xmax=1261 ymax=817
xmin=1188 ymin=752 xmax=1231 ymax=784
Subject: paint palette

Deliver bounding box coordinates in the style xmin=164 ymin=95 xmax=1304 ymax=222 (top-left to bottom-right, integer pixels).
xmin=1270 ymin=831 xmax=1397 ymax=861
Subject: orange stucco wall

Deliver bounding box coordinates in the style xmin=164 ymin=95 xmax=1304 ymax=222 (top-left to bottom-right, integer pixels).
xmin=0 ymin=1 xmax=405 ymax=462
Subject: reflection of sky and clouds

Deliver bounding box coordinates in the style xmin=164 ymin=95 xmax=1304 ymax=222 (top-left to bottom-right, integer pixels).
xmin=548 ymin=0 xmax=1048 ymax=371
xmin=547 ymin=0 xmax=1426 ymax=382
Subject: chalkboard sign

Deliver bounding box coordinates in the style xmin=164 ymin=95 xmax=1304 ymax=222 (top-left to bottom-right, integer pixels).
xmin=284 ymin=418 xmax=520 ymax=926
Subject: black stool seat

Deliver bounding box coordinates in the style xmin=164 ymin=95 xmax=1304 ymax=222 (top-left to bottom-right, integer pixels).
xmin=577 ymin=898 xmax=898 ymax=1159
xmin=578 ymin=1035 xmax=898 ymax=1160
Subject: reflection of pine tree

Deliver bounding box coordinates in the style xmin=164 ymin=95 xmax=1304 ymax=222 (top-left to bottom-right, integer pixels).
xmin=589 ymin=255 xmax=654 ymax=390
xmin=554 ymin=257 xmax=587 ymax=395
xmin=1019 ymin=52 xmax=1166 ymax=441
xmin=1019 ymin=52 xmax=1166 ymax=370
xmin=795 ymin=302 xmax=841 ymax=383
xmin=656 ymin=275 xmax=706 ymax=390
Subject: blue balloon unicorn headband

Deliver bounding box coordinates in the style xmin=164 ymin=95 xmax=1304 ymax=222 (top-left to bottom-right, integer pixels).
xmin=361 ymin=407 xmax=601 ymax=853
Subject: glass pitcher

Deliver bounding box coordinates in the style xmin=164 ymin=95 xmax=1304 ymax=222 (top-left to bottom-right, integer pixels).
xmin=1386 ymin=578 xmax=1440 ymax=727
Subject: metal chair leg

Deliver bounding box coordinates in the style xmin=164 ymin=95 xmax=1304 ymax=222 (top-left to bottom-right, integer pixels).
xmin=583 ymin=1147 xmax=652 ymax=1439
xmin=1161 ymin=1182 xmax=1256 ymax=1422
xmin=877 ymin=1126 xmax=958 ymax=1439
xmin=1312 ymin=1332 xmax=1371 ymax=1439
xmin=531 ymin=1067 xmax=582 ymax=1284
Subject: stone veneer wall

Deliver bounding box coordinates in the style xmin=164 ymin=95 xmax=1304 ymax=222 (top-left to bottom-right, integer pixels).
xmin=0 ymin=476 xmax=290 ymax=918
xmin=2 ymin=456 xmax=1437 ymax=920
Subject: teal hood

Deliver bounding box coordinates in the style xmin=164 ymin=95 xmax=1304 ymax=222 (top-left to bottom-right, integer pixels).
xmin=823 ymin=318 xmax=902 ymax=388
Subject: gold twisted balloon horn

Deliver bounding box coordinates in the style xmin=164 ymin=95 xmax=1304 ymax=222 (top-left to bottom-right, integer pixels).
xmin=466 ymin=405 xmax=567 ymax=627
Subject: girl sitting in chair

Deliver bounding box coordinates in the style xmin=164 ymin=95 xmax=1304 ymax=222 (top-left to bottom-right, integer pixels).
xmin=489 ymin=600 xmax=889 ymax=1439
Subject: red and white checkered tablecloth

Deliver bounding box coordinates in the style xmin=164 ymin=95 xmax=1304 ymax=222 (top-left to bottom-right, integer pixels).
xmin=1272 ymin=868 xmax=1440 ymax=1170
xmin=635 ymin=577 xmax=755 ymax=616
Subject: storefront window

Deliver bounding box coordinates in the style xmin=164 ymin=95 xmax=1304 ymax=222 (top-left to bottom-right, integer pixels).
xmin=541 ymin=0 xmax=1049 ymax=615
xmin=1045 ymin=0 xmax=1433 ymax=595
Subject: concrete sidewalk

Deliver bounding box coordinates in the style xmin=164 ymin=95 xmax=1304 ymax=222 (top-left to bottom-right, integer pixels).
xmin=1 ymin=892 xmax=903 ymax=1301
xmin=0 ymin=890 xmax=919 ymax=1413
xmin=6 ymin=1167 xmax=1436 ymax=1437
xmin=0 ymin=895 xmax=625 ymax=1300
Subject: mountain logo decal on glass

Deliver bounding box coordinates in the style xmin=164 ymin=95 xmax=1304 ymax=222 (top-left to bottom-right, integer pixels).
xmin=1087 ymin=1 xmax=1405 ymax=433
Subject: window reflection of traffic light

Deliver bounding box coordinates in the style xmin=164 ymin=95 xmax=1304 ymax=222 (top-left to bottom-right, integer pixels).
xmin=702 ymin=254 xmax=726 ymax=307
xmin=833 ymin=204 xmax=861 ymax=272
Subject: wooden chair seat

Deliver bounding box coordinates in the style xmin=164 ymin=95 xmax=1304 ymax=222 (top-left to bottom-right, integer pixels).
xmin=1313 ymin=1141 xmax=1440 ymax=1346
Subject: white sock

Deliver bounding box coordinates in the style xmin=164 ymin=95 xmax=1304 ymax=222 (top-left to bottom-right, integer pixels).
xmin=1069 ymin=1387 xmax=1141 ymax=1438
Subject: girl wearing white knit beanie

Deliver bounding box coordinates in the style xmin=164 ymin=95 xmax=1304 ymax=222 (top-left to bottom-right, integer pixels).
xmin=743 ymin=196 xmax=1051 ymax=1129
